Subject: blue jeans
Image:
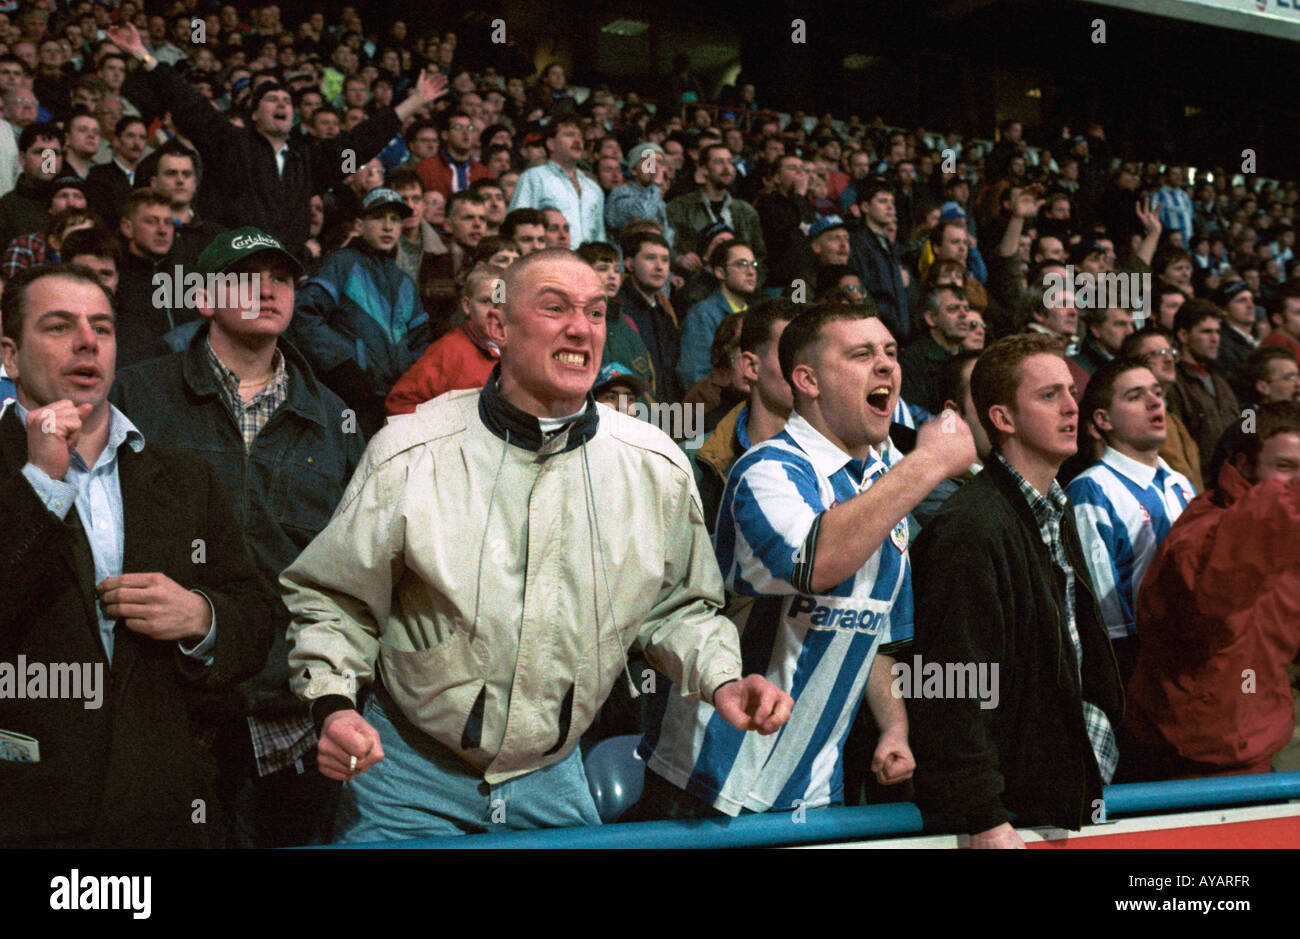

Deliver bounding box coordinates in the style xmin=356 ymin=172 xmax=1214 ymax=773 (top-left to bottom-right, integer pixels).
xmin=333 ymin=688 xmax=602 ymax=843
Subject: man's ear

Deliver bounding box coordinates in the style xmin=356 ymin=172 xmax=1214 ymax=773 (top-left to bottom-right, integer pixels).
xmin=1092 ymin=407 xmax=1113 ymax=435
xmin=790 ymin=361 xmax=817 ymax=400
xmin=484 ymin=303 xmax=507 ymax=348
xmin=118 ymin=217 xmax=131 ymax=239
xmin=1 ymin=336 xmax=18 ymax=382
xmin=988 ymin=402 xmax=1015 ymax=439
xmin=196 ymin=290 xmax=216 ymax=323
xmin=738 ymin=350 xmax=760 ymax=384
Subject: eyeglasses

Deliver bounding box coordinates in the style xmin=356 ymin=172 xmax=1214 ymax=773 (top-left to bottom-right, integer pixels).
xmin=448 ymin=123 xmax=474 ymax=132
xmin=1144 ymin=348 xmax=1180 ymax=361
xmin=841 ymin=283 xmax=864 ymax=295
xmin=728 ymin=259 xmax=760 ymax=270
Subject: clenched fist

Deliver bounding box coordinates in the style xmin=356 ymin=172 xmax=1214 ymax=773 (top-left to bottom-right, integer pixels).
xmin=25 ymin=400 xmax=94 ymax=481
xmin=915 ymin=409 xmax=978 ymax=480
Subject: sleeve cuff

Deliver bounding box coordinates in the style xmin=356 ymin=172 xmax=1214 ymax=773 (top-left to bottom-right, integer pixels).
xmin=22 ymin=463 xmax=77 ymax=519
xmin=700 ymin=659 xmax=743 ymax=706
xmin=177 ymin=588 xmax=216 ymax=665
xmin=965 ymin=799 xmax=1010 ymax=836
xmin=311 ymin=694 xmax=357 ymax=733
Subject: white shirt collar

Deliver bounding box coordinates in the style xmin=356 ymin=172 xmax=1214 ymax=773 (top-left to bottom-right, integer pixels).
xmin=1100 ymin=445 xmax=1169 ymax=489
xmin=783 ymin=411 xmax=893 ymax=482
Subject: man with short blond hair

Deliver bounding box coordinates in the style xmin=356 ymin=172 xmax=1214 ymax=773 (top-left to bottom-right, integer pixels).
xmin=283 ymin=248 xmax=790 ymax=840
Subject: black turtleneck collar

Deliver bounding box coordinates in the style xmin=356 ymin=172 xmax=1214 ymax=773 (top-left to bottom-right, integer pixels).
xmin=477 ymin=363 xmax=599 ymax=454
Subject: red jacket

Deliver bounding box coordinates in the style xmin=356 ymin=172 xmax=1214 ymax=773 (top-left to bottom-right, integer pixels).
xmin=415 ymin=149 xmax=491 ymax=200
xmin=1129 ymin=462 xmax=1300 ymax=772
xmin=384 ymin=324 xmax=498 ymax=415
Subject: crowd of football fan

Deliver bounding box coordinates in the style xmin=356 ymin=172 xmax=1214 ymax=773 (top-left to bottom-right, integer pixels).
xmin=1 ymin=0 xmax=1298 ymax=849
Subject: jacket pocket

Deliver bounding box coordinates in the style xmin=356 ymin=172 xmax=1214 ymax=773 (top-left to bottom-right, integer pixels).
xmin=271 ymin=448 xmax=347 ymax=539
xmin=378 ymin=634 xmax=484 ymax=755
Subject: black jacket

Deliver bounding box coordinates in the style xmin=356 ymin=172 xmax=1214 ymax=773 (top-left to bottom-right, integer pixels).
xmin=112 ymin=327 xmax=365 ymax=717
xmin=0 ymin=174 xmax=48 ymax=248
xmin=0 ymin=407 xmax=279 ymax=847
xmin=908 ymin=455 xmax=1124 ymax=834
xmin=898 ymin=333 xmax=953 ymax=414
xmin=85 ymin=160 xmax=135 ymax=229
xmin=114 ymin=248 xmax=198 ymax=369
xmin=143 ymin=63 xmax=400 ymax=250
xmin=849 ymin=226 xmax=912 ymax=341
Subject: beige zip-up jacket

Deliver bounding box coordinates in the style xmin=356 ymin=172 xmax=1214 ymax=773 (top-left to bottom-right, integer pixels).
xmin=283 ymin=387 xmax=743 ymax=783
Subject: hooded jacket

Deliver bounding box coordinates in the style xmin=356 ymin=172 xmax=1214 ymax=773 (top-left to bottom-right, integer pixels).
xmin=283 ymin=372 xmax=744 ymax=783
xmin=1127 ymin=462 xmax=1300 ymax=772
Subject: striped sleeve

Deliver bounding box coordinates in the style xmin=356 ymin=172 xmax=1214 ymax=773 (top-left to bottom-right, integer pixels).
xmin=725 ymin=448 xmax=825 ymax=597
xmin=1067 ymin=476 xmax=1131 ymax=634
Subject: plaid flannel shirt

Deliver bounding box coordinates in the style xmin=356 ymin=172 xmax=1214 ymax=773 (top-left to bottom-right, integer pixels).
xmin=995 ymin=453 xmax=1118 ymax=784
xmin=205 ymin=340 xmax=317 ymax=776
xmin=2 ymin=233 xmax=54 ymax=279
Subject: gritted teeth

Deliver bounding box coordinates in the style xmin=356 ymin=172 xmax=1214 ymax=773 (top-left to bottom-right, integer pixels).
xmin=554 ymin=351 xmax=586 ymax=365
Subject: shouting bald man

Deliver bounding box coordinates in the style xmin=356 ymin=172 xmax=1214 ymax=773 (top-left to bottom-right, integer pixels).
xmin=283 ymin=248 xmax=792 ymax=841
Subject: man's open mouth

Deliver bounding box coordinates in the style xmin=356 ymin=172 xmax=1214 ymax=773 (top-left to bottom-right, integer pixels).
xmin=554 ymin=351 xmax=588 ymax=368
xmin=867 ymin=387 xmax=892 ymax=415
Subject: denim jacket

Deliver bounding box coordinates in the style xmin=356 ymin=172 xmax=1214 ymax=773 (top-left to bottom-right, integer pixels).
xmin=111 ymin=325 xmax=366 ymax=715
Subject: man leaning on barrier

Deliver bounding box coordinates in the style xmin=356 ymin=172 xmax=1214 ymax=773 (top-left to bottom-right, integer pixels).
xmin=282 ymin=248 xmax=792 ymax=841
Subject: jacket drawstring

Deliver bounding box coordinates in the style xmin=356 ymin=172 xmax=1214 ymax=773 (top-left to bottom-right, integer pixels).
xmin=471 ymin=429 xmax=511 ymax=643
xmin=581 ymin=440 xmax=639 ymax=698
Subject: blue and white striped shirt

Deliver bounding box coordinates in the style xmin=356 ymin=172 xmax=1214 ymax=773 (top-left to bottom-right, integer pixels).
xmin=640 ymin=412 xmax=913 ymax=816
xmin=1066 ymin=447 xmax=1194 ymax=639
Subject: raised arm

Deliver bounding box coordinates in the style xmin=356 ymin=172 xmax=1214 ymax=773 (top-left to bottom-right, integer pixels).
xmin=808 ymin=413 xmax=974 ymax=593
xmin=107 ymin=24 xmax=236 ymax=160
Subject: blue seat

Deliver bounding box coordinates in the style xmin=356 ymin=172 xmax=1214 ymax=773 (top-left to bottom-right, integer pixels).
xmin=583 ymin=734 xmax=646 ymax=823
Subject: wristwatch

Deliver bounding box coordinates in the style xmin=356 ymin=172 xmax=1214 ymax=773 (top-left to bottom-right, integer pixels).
xmin=140 ymin=52 xmax=155 ymax=67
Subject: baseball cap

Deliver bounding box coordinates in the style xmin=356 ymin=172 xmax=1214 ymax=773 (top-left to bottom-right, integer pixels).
xmin=593 ymin=362 xmax=646 ymax=398
xmin=938 ymin=200 xmax=967 ymax=222
xmin=360 ymin=188 xmax=414 ymax=219
xmin=808 ymin=215 xmax=847 ymax=240
xmin=196 ymin=226 xmax=304 ymax=277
